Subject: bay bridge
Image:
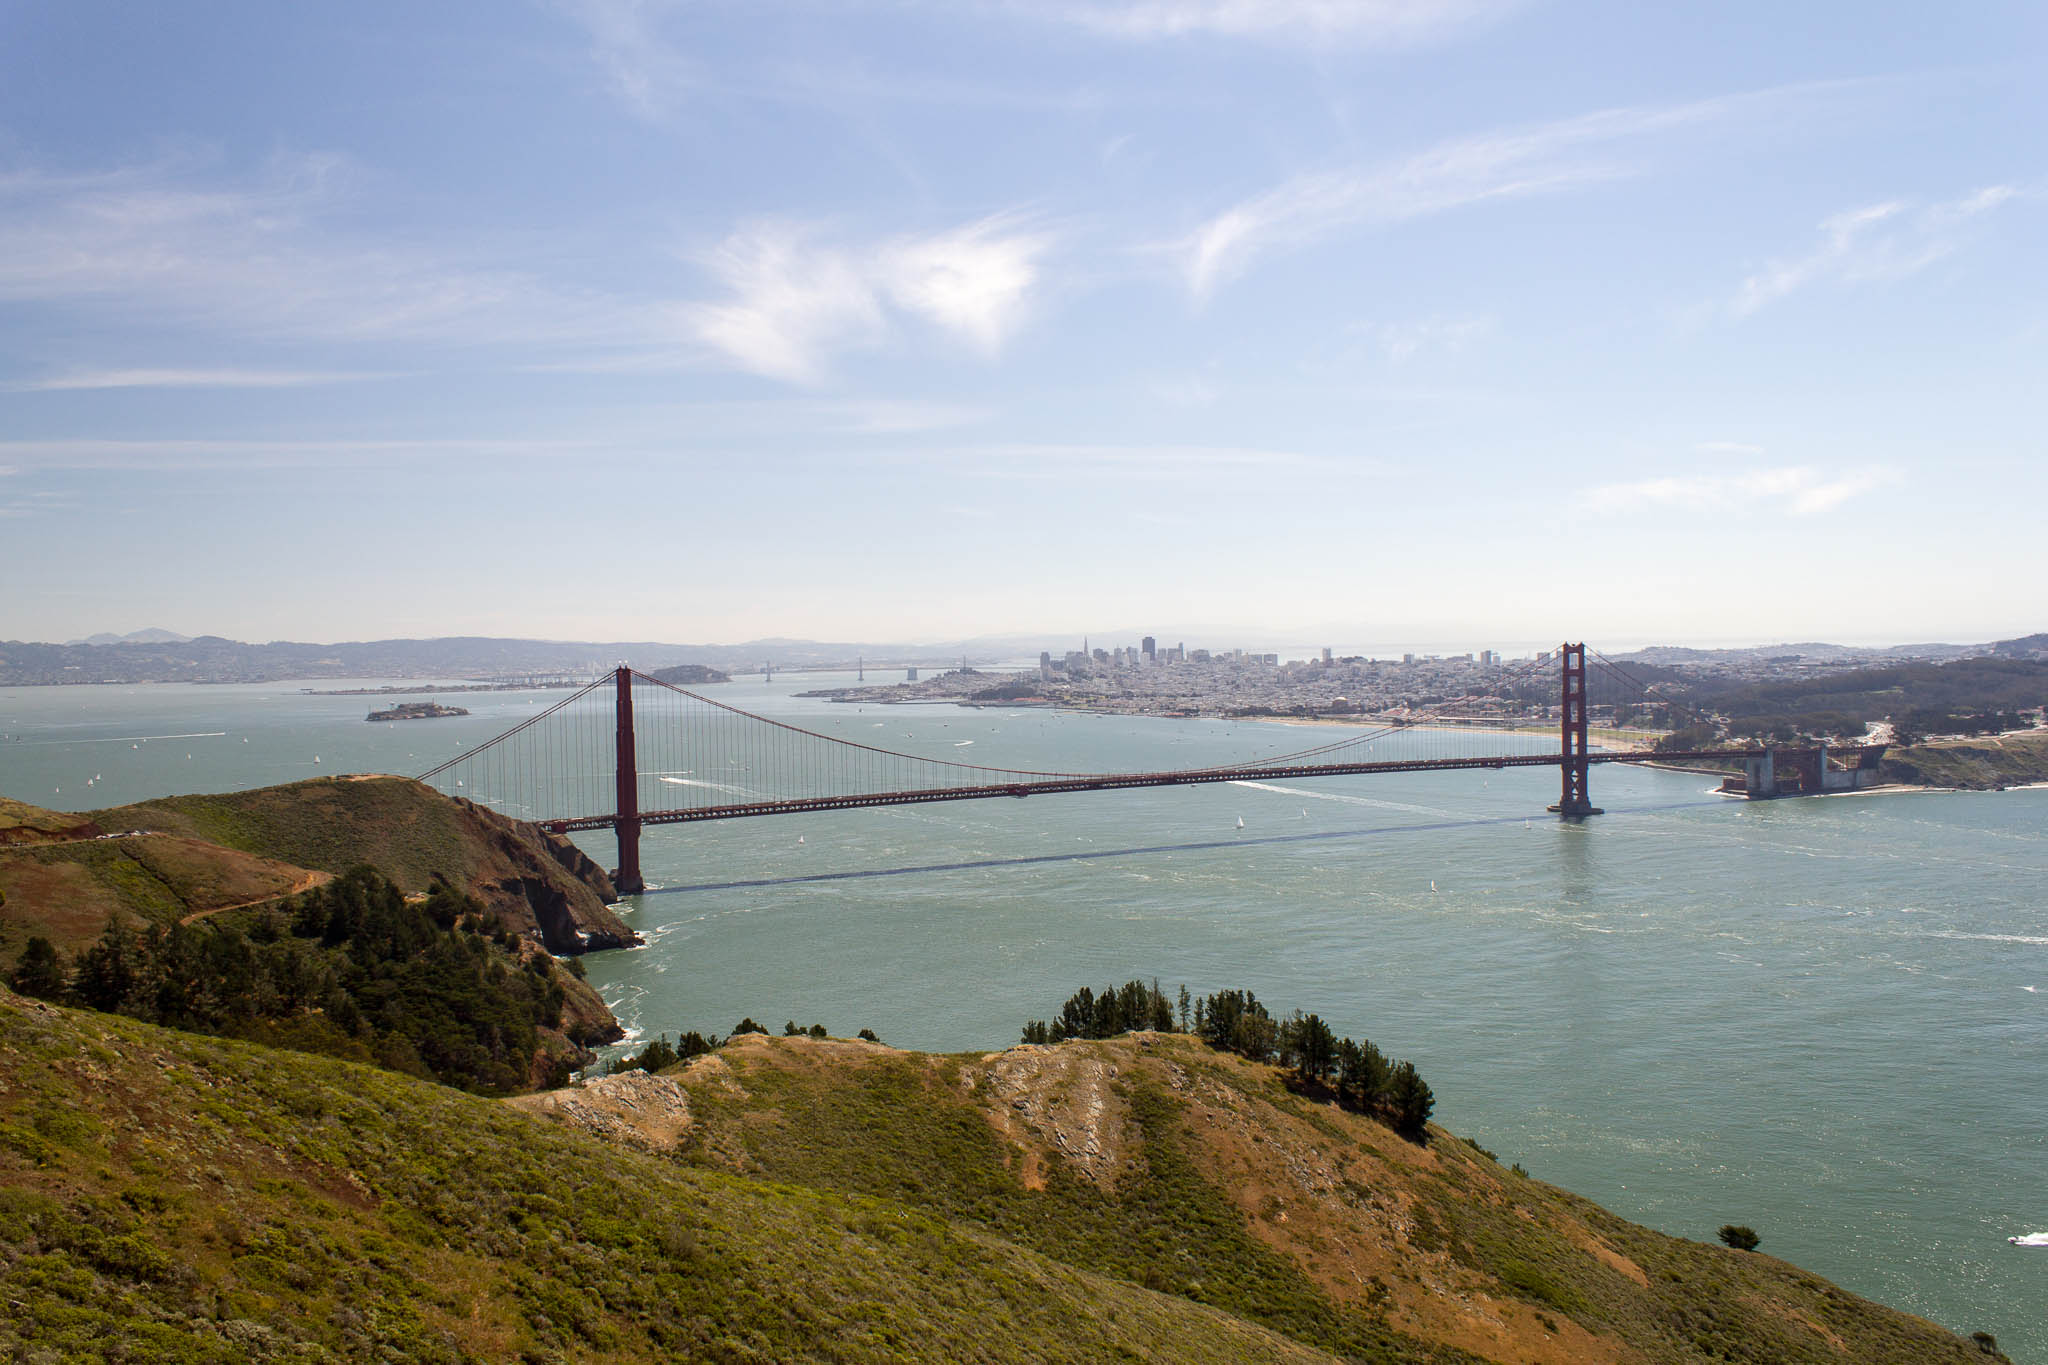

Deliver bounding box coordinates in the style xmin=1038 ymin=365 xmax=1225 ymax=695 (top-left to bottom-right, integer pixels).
xmin=419 ymin=644 xmax=1883 ymax=894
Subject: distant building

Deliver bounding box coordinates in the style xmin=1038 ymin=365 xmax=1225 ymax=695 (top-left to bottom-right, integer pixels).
xmin=1321 ymin=646 xmax=1332 ymax=664
xmin=1142 ymin=635 xmax=1156 ymax=662
xmin=1403 ymin=653 xmax=1416 ymax=665
xmin=906 ymin=667 xmax=918 ymax=681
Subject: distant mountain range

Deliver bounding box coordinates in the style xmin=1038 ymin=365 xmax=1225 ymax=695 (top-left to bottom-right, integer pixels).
xmin=0 ymin=633 xmax=1014 ymax=686
xmin=62 ymin=628 xmax=193 ymax=647
xmin=2 ymin=629 xmax=2040 ymax=687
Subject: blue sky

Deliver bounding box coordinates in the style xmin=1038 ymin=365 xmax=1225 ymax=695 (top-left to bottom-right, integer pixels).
xmin=1 ymin=1 xmax=2041 ymax=652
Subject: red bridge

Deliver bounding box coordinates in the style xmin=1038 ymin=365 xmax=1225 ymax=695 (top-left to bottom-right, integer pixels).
xmin=419 ymin=644 xmax=1882 ymax=894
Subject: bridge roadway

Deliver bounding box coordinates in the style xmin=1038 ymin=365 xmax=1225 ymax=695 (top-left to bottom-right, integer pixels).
xmin=539 ymin=746 xmax=1856 ymax=833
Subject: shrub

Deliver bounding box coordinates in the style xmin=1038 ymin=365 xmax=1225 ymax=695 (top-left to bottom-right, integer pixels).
xmin=1717 ymin=1224 xmax=1760 ymax=1251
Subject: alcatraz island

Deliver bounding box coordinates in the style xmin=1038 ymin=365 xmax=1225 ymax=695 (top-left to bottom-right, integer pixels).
xmin=365 ymin=700 xmax=470 ymax=722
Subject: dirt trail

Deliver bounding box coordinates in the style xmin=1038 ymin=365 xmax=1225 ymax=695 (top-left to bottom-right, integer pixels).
xmin=178 ymin=869 xmax=332 ymax=925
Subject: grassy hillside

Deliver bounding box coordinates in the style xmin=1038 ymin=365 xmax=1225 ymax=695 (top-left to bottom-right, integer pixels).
xmin=1881 ymin=730 xmax=2048 ymax=789
xmin=605 ymin=1032 xmax=2002 ymax=1365
xmin=0 ymin=834 xmax=320 ymax=962
xmin=0 ymin=990 xmax=1343 ymax=1365
xmin=87 ymin=777 xmax=635 ymax=954
xmin=0 ymin=990 xmax=2008 ymax=1363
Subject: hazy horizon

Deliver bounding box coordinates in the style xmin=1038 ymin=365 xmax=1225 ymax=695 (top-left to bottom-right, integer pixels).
xmin=16 ymin=620 xmax=2037 ymax=663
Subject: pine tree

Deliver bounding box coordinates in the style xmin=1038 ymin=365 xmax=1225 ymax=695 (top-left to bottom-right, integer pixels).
xmin=8 ymin=936 xmax=66 ymax=1000
xmin=1386 ymin=1060 xmax=1434 ymax=1136
xmin=71 ymin=920 xmax=137 ymax=1013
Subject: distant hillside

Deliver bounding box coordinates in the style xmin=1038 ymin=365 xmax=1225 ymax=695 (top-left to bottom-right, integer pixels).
xmin=1685 ymin=657 xmax=2048 ymax=742
xmin=1881 ymin=731 xmax=2048 ymax=790
xmin=64 ymin=627 xmax=192 ymax=646
xmin=647 ymin=662 xmax=731 ymax=685
xmin=0 ymin=989 xmax=2002 ymax=1363
xmin=0 ymin=796 xmax=101 ymax=847
xmin=0 ymin=633 xmax=997 ymax=684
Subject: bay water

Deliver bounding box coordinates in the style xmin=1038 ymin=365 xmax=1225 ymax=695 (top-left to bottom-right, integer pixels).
xmin=5 ymin=672 xmax=2044 ymax=1357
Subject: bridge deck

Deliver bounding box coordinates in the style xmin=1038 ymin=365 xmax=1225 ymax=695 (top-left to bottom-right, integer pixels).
xmin=539 ymin=746 xmax=1848 ymax=832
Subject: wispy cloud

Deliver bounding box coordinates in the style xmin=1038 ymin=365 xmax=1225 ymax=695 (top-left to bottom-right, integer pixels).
xmin=0 ymin=151 xmax=648 ymax=352
xmin=1587 ymin=465 xmax=1899 ymax=517
xmin=1020 ymin=0 xmax=1518 ymax=44
xmin=559 ymin=0 xmax=698 ymax=120
xmin=10 ymin=368 xmax=389 ymax=392
xmin=905 ymin=443 xmax=1334 ymax=480
xmin=1180 ymin=84 xmax=1840 ymax=300
xmin=0 ymin=438 xmax=607 ymax=473
xmin=1729 ymin=186 xmax=2018 ymax=317
xmin=1349 ymin=314 xmax=1494 ymax=361
xmin=681 ymin=216 xmax=1053 ymax=383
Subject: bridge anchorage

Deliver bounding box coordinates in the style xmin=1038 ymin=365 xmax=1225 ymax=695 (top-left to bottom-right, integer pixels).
xmin=415 ymin=644 xmax=1887 ymax=895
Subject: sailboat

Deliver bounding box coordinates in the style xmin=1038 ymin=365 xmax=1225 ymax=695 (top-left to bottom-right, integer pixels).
xmin=1235 ymin=816 xmax=1245 ymax=830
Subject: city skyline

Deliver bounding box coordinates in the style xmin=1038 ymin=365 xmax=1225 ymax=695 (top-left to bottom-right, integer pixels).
xmin=2 ymin=3 xmax=2042 ymax=647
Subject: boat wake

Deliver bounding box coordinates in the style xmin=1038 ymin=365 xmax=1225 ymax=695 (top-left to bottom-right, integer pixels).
xmin=1229 ymin=780 xmax=1460 ymax=820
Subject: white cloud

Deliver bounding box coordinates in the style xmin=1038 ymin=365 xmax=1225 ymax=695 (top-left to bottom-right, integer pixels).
xmin=1730 ymin=186 xmax=2017 ymax=317
xmin=1028 ymin=0 xmax=1517 ymax=44
xmin=681 ymin=225 xmax=884 ymax=385
xmin=878 ymin=219 xmax=1047 ymax=353
xmin=1180 ymin=84 xmax=1842 ymax=300
xmin=1586 ymin=465 xmax=1899 ymax=517
xmin=681 ymin=216 xmax=1052 ymax=383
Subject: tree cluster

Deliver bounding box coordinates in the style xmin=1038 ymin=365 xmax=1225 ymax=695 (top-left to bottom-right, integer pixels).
xmin=1017 ymin=979 xmax=1175 ymax=1043
xmin=1021 ymin=981 xmax=1434 ymax=1138
xmin=7 ymin=867 xmax=571 ymax=1095
xmin=603 ymin=1018 xmax=875 ymax=1077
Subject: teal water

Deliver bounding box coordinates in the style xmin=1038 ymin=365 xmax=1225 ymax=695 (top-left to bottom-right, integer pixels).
xmin=5 ymin=674 xmax=2045 ymax=1357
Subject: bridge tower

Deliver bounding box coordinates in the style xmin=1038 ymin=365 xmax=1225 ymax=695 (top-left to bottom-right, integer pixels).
xmin=612 ymin=665 xmax=645 ymax=894
xmin=1548 ymin=642 xmax=1603 ymax=818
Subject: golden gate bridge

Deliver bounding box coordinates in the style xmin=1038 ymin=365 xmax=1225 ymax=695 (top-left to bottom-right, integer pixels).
xmin=418 ymin=643 xmax=1882 ymax=893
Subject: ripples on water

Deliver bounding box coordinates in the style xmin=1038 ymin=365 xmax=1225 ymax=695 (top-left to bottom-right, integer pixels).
xmin=6 ymin=675 xmax=2045 ymax=1358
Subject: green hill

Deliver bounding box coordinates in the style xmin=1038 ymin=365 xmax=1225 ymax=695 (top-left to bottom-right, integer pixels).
xmin=0 ymin=990 xmax=1342 ymax=1364
xmin=1881 ymin=731 xmax=2048 ymax=789
xmin=0 ymin=989 xmax=2004 ymax=1364
xmin=85 ymin=776 xmax=636 ymax=955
